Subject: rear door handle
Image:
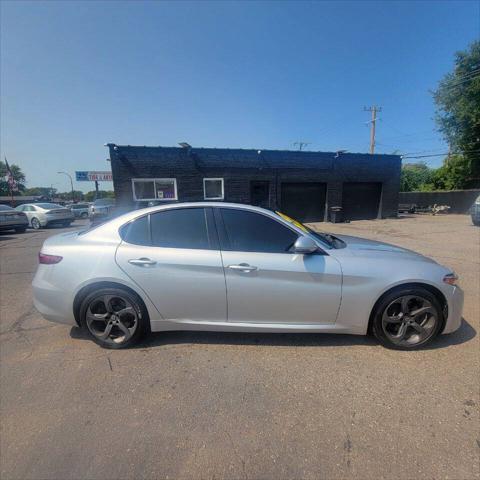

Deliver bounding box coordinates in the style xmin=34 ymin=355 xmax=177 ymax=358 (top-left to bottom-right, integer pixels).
xmin=128 ymin=258 xmax=157 ymax=267
xmin=228 ymin=263 xmax=258 ymax=272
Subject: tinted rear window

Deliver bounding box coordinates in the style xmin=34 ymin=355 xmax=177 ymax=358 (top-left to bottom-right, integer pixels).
xmin=120 ymin=215 xmax=150 ymax=245
xmin=150 ymin=208 xmax=210 ymax=249
xmin=35 ymin=203 xmax=64 ymax=209
xmin=0 ymin=205 xmax=14 ymax=211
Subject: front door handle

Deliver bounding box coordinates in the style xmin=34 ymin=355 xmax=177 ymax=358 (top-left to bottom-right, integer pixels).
xmin=228 ymin=263 xmax=258 ymax=272
xmin=128 ymin=258 xmax=157 ymax=267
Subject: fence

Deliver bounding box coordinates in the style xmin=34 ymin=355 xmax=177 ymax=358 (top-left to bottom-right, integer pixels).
xmin=398 ymin=189 xmax=480 ymax=213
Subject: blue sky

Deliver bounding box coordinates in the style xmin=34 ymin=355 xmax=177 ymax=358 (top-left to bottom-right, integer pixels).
xmin=1 ymin=1 xmax=478 ymax=193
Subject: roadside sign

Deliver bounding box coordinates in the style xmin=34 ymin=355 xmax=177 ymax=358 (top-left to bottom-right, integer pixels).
xmin=75 ymin=171 xmax=112 ymax=182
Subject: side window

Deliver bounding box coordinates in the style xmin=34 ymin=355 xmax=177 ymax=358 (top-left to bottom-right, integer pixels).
xmin=150 ymin=208 xmax=210 ymax=250
xmin=120 ymin=215 xmax=150 ymax=246
xmin=219 ymin=209 xmax=298 ymax=253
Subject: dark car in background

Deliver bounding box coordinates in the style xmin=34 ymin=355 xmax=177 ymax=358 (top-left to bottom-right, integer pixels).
xmin=471 ymin=195 xmax=480 ymax=226
xmin=0 ymin=205 xmax=29 ymax=233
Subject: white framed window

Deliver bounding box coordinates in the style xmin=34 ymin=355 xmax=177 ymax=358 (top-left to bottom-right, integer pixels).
xmin=203 ymin=178 xmax=224 ymax=200
xmin=132 ymin=178 xmax=178 ymax=201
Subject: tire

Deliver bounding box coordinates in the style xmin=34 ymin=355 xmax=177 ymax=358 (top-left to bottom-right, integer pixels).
xmin=79 ymin=287 xmax=149 ymax=349
xmin=15 ymin=227 xmax=27 ymax=233
xmin=81 ymin=212 xmax=88 ymax=219
xmin=371 ymin=286 xmax=444 ymax=350
xmin=62 ymin=222 xmax=72 ymax=227
xmin=473 ymin=218 xmax=480 ymax=226
xmin=30 ymin=217 xmax=41 ymax=230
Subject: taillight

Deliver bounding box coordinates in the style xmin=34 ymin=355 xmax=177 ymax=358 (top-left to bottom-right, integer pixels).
xmin=38 ymin=253 xmax=63 ymax=264
xmin=443 ymin=273 xmax=458 ymax=285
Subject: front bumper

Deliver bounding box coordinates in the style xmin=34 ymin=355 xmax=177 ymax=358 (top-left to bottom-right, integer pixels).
xmin=443 ymin=285 xmax=464 ymax=334
xmin=0 ymin=221 xmax=29 ymax=230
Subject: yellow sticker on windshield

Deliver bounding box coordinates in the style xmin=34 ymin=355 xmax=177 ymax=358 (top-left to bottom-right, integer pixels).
xmin=276 ymin=211 xmax=309 ymax=232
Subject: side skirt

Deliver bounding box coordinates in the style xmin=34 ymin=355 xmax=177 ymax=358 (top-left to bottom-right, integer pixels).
xmin=150 ymin=319 xmax=366 ymax=335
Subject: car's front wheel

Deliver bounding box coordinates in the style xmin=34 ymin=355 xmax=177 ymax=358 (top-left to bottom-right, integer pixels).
xmin=79 ymin=287 xmax=149 ymax=349
xmin=372 ymin=287 xmax=443 ymax=350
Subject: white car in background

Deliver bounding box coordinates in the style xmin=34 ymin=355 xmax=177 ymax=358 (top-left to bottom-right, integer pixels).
xmin=16 ymin=203 xmax=74 ymax=229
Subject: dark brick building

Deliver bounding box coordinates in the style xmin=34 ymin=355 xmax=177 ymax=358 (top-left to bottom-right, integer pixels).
xmin=107 ymin=144 xmax=401 ymax=222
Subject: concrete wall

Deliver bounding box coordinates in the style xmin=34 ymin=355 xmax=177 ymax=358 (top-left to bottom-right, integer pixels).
xmin=108 ymin=145 xmax=402 ymax=220
xmin=399 ymin=189 xmax=480 ymax=213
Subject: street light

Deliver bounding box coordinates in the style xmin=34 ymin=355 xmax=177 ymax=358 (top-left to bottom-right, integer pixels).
xmin=57 ymin=171 xmax=74 ymax=202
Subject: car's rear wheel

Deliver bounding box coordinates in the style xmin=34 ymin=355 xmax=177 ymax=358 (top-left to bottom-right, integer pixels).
xmin=372 ymin=287 xmax=443 ymax=350
xmin=81 ymin=212 xmax=88 ymax=219
xmin=30 ymin=217 xmax=41 ymax=229
xmin=79 ymin=287 xmax=149 ymax=349
xmin=15 ymin=227 xmax=27 ymax=233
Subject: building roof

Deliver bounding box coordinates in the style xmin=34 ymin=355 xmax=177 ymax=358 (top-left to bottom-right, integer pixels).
xmin=107 ymin=144 xmax=400 ymax=170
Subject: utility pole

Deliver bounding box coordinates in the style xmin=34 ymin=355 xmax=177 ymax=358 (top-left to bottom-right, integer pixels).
xmin=293 ymin=141 xmax=310 ymax=151
xmin=364 ymin=106 xmax=382 ymax=154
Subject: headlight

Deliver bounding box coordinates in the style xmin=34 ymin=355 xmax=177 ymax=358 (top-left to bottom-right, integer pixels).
xmin=443 ymin=273 xmax=458 ymax=285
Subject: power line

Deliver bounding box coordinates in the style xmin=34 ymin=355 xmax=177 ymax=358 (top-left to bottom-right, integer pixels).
xmin=402 ymin=149 xmax=480 ymax=159
xmin=443 ymin=73 xmax=480 ymax=90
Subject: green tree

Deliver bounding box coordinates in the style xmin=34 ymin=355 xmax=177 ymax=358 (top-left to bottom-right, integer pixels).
xmin=55 ymin=191 xmax=84 ymax=201
xmin=0 ymin=160 xmax=26 ymax=195
xmin=84 ymin=190 xmax=115 ymax=202
xmin=430 ymin=154 xmax=472 ymax=190
xmin=400 ymin=162 xmax=434 ymax=191
xmin=24 ymin=186 xmax=57 ymax=197
xmin=433 ymin=41 xmax=480 ymax=188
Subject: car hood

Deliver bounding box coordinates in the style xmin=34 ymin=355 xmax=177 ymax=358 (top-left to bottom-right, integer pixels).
xmin=332 ymin=234 xmax=437 ymax=263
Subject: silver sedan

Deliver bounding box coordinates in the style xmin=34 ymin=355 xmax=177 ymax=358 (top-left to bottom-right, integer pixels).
xmin=32 ymin=203 xmax=464 ymax=350
xmin=16 ymin=203 xmax=74 ymax=229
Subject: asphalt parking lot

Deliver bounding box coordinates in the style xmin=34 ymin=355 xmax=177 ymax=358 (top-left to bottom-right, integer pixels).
xmin=1 ymin=214 xmax=479 ymax=480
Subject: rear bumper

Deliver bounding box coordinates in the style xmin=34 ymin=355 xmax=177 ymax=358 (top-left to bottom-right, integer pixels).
xmin=45 ymin=216 xmax=74 ymax=226
xmin=32 ymin=271 xmax=76 ymax=325
xmin=442 ymin=285 xmax=464 ymax=334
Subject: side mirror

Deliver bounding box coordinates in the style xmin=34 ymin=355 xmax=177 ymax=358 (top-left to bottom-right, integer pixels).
xmin=292 ymin=236 xmax=318 ymax=254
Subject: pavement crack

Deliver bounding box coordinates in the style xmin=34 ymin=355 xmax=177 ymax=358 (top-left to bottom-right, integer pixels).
xmin=226 ymin=430 xmax=247 ymax=480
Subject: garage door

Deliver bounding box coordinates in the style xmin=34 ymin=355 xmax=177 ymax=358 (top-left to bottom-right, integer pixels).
xmin=280 ymin=182 xmax=327 ymax=222
xmin=342 ymin=182 xmax=382 ymax=220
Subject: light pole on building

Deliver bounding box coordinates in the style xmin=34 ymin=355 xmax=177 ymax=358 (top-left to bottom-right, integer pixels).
xmin=57 ymin=171 xmax=74 ymax=202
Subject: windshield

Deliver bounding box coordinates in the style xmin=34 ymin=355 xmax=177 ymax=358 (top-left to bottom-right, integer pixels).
xmin=275 ymin=211 xmax=345 ymax=249
xmin=35 ymin=203 xmax=64 ymax=209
